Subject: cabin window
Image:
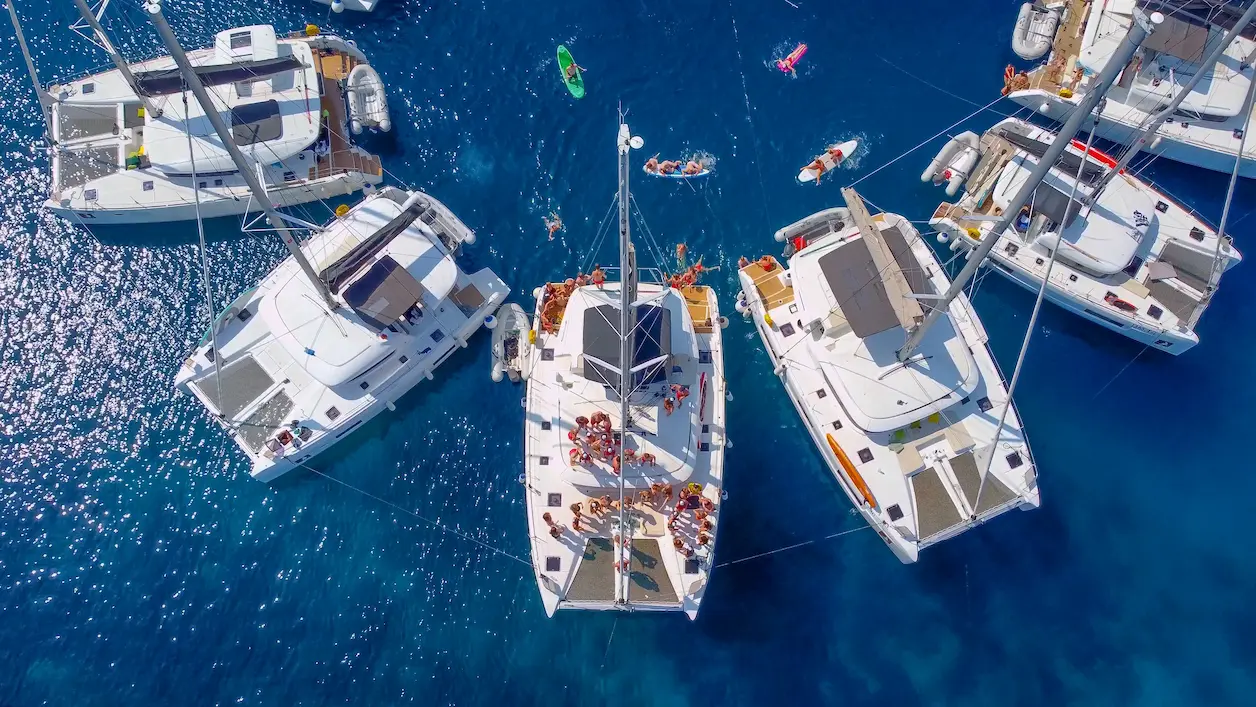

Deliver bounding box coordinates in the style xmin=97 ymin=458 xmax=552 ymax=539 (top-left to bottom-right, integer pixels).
xmin=541 ymin=348 xmax=554 ymax=361
xmin=547 ymin=493 xmax=562 ymax=507
xmin=398 ymin=355 xmax=408 ymax=364
xmin=229 ymin=31 xmax=252 ymax=50
xmin=82 ymin=83 xmax=95 ymax=94
xmin=84 ymin=189 xmax=98 ymax=201
xmin=831 ymin=420 xmax=842 ymax=430
xmin=214 ymin=179 xmax=224 ymax=186
xmin=142 ymin=181 xmax=154 ymax=191
xmin=699 ymin=350 xmax=712 ymax=364
xmin=1006 ymin=451 xmax=1023 ymax=469
xmin=702 ymin=424 xmax=710 ymax=434
xmin=539 ymin=456 xmax=549 ymax=466
xmin=230 ymin=100 xmax=282 ymax=146
xmin=684 ymin=559 xmax=701 ymax=575
xmin=1189 ymin=227 xmax=1205 ymax=242
xmin=359 ymin=381 xmax=369 ymax=390
xmin=977 ymin=397 xmax=993 ymax=412
xmin=237 ymin=309 xmax=252 ymax=322
xmin=815 ymin=389 xmax=827 ymax=399
xmin=699 ymin=442 xmax=711 ymax=452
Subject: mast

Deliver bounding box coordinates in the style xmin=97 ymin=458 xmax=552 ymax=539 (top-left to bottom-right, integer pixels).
xmin=615 ymin=122 xmax=638 ymax=608
xmin=145 ymin=0 xmax=335 ymax=307
xmin=897 ymin=10 xmax=1159 ymax=362
xmin=4 ymin=0 xmax=54 ymax=137
xmin=73 ymin=0 xmax=163 ymax=118
xmin=1091 ymin=0 xmax=1256 ymax=198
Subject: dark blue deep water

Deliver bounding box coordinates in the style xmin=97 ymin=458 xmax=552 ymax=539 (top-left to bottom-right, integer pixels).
xmin=3 ymin=1 xmax=1256 ymax=705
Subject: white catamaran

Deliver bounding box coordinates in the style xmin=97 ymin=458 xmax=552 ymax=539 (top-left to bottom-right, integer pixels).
xmin=141 ymin=2 xmax=507 ymax=481
xmin=522 ymin=123 xmax=728 ymax=618
xmin=6 ymin=0 xmax=388 ymax=225
xmin=738 ymin=189 xmax=1040 ymax=563
xmin=1006 ymin=0 xmax=1256 ymax=178
xmin=928 ymin=117 xmax=1241 ymax=353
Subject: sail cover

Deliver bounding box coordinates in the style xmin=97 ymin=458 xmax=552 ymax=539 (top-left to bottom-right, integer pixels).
xmin=133 ymin=56 xmax=305 ymax=97
xmin=322 ymin=201 xmax=428 ymax=293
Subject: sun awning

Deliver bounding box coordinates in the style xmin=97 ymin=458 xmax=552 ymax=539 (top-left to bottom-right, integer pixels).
xmin=132 ymin=56 xmax=305 ymax=97
xmin=322 ymin=201 xmax=429 ymax=293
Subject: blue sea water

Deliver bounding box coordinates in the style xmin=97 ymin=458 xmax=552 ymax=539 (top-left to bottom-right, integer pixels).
xmin=3 ymin=0 xmax=1256 ymax=704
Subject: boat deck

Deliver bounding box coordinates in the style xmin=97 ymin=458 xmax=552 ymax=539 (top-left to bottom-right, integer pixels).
xmin=1027 ymin=0 xmax=1091 ymax=92
xmin=929 ymin=120 xmax=1242 ymax=345
xmin=738 ymin=213 xmax=1038 ymax=561
xmin=522 ymin=282 xmax=727 ymax=616
xmin=311 ymin=54 xmax=383 ymax=181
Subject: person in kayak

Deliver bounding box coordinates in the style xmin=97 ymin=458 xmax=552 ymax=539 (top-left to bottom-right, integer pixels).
xmin=564 ymin=62 xmax=584 ymax=81
xmin=682 ymin=159 xmax=703 ymax=175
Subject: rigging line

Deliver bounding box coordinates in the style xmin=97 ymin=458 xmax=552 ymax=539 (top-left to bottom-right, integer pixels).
xmin=873 ymin=54 xmax=998 ymax=110
xmin=296 ymin=461 xmax=533 ymax=568
xmin=726 ymin=0 xmax=774 ymax=228
xmin=599 ymin=616 xmax=619 ymax=672
xmin=1090 ymin=345 xmax=1150 ymax=400
xmin=845 ymin=94 xmax=1006 ymax=190
xmin=714 ymin=526 xmax=871 ymax=568
xmin=184 ymin=86 xmax=223 ymax=412
xmin=582 ymin=194 xmax=620 ymax=274
xmin=974 ymin=115 xmax=1102 ymax=511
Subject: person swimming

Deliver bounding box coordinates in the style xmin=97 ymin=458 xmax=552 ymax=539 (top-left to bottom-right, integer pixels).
xmin=543 ymin=212 xmax=563 ymax=240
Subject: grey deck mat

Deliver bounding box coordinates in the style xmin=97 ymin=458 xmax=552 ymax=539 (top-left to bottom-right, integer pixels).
xmin=912 ymin=467 xmax=964 ymax=540
xmin=1146 ymin=280 xmax=1201 ymax=321
xmin=951 ymin=450 xmax=1017 ymax=515
xmin=566 ymin=537 xmax=617 ymax=601
xmin=238 ymin=391 xmax=294 ymax=453
xmin=194 ymin=355 xmax=275 ymax=419
xmin=628 ymin=539 xmax=678 ymax=605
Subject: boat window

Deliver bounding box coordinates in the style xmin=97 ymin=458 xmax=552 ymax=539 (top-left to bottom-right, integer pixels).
xmin=1173 ymin=109 xmax=1228 ymax=124
xmin=230 ymin=100 xmax=282 ymax=145
xmin=229 ymin=31 xmax=252 ymax=50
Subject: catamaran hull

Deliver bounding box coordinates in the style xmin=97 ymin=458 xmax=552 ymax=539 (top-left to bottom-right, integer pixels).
xmin=48 ymin=171 xmax=382 ymax=225
xmin=1008 ymin=89 xmax=1256 ymax=179
xmin=965 ymin=244 xmax=1199 ymax=354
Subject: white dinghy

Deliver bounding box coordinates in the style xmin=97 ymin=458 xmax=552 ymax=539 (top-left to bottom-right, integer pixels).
xmin=490 ymin=303 xmax=533 ymax=383
xmin=1011 ymin=2 xmax=1060 ymax=60
xmin=347 ymin=64 xmax=391 ymax=134
xmin=921 ymin=131 xmax=981 ymax=196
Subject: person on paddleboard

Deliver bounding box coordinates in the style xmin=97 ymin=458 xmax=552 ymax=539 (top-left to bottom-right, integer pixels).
xmin=645 ymin=155 xmax=660 ymax=173
xmin=658 ymin=160 xmax=681 ymax=175
xmin=683 ymin=159 xmax=703 ymax=175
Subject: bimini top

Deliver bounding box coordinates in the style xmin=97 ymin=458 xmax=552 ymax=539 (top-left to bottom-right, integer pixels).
xmin=791 ymin=224 xmax=979 ymax=433
xmin=261 ymin=196 xmax=458 ymax=388
xmin=553 ymin=287 xmax=697 ymax=389
xmin=141 ymin=26 xmax=320 ymax=175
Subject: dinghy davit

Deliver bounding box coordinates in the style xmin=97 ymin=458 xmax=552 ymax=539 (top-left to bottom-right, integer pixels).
xmin=347 ymin=64 xmax=391 ymax=134
xmin=921 ymin=131 xmax=981 ymax=196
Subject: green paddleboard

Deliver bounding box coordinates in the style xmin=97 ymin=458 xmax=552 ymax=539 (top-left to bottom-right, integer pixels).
xmin=557 ymin=45 xmax=585 ymax=99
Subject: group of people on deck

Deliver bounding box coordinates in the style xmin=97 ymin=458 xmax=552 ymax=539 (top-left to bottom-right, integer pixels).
xmin=662 ymin=383 xmax=691 ymax=417
xmin=566 ymin=411 xmax=657 ymax=474
xmin=540 ymin=479 xmax=717 ymax=565
xmin=538 ymin=269 xmax=606 ymax=333
xmin=645 ymin=155 xmax=705 ymax=176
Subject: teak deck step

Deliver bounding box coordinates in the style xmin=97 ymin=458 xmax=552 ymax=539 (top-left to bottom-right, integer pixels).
xmin=743 ymin=258 xmax=794 ymax=310
xmin=681 ymin=286 xmax=715 ymax=332
xmin=313 ymin=50 xmax=356 ymax=81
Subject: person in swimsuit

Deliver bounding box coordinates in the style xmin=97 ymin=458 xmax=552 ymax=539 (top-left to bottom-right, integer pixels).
xmin=645 ymin=156 xmax=660 ymax=173
xmin=565 ymin=63 xmax=584 ymax=81
xmin=683 ymin=160 xmax=703 ymax=175
xmin=658 ymin=160 xmax=681 ymax=175
xmin=544 ymin=213 xmax=563 ymax=240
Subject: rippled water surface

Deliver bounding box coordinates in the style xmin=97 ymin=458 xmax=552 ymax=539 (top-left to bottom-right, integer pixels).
xmin=3 ymin=0 xmax=1255 ymax=705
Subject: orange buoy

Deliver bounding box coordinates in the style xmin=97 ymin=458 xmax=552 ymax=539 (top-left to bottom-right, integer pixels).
xmin=825 ymin=433 xmax=879 ymax=510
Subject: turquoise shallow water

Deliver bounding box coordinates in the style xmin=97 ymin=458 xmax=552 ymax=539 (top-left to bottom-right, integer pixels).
xmin=2 ymin=0 xmax=1256 ymax=705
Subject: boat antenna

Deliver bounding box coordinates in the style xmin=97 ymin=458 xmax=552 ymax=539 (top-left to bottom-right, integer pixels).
xmin=72 ymin=0 xmax=163 ymax=118
xmin=144 ymin=0 xmax=336 ymax=308
xmin=615 ymin=119 xmax=642 ymax=608
xmin=896 ymin=10 xmax=1159 ymax=362
xmin=4 ymin=0 xmax=54 ymax=137
xmin=1090 ymin=0 xmax=1256 ymax=200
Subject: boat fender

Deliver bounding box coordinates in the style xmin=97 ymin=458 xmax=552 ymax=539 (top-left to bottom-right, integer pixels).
xmin=492 ymin=367 xmax=504 ymax=383
xmin=718 ymin=316 xmax=729 ymax=329
xmin=335 ymin=203 xmax=351 ymax=217
xmin=936 ymin=232 xmax=949 ymax=244
xmin=528 ymin=329 xmax=537 ymax=344
xmin=331 ymin=0 xmax=345 ymax=13
xmin=763 ymin=312 xmax=775 ymax=327
xmin=484 ymin=314 xmax=498 ymax=330
xmin=734 ymin=299 xmax=748 ymax=315
xmin=305 ymin=24 xmax=320 ymax=37
xmin=726 ymin=391 xmax=734 ymax=402
xmin=1058 ymin=88 xmax=1073 ymax=98
xmin=965 ymin=227 xmax=982 ymax=240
